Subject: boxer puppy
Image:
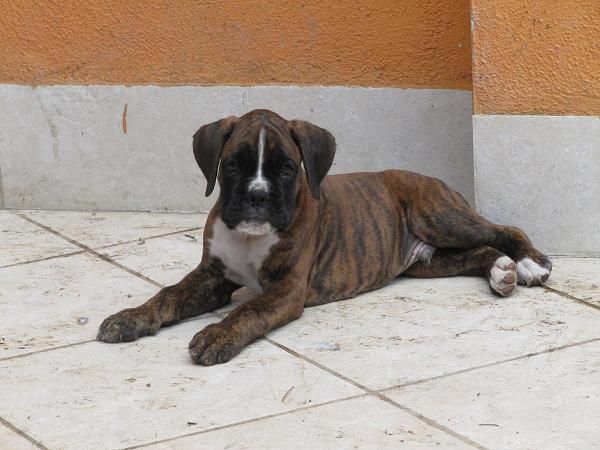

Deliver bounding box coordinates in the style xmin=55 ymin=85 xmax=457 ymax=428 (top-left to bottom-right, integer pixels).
xmin=98 ymin=109 xmax=551 ymax=365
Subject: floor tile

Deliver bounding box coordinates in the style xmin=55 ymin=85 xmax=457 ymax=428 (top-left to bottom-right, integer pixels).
xmin=0 ymin=424 xmax=39 ymax=450
xmin=149 ymin=395 xmax=472 ymax=450
xmin=22 ymin=210 xmax=208 ymax=249
xmin=0 ymin=252 xmax=157 ymax=358
xmin=387 ymin=340 xmax=600 ymax=450
xmin=547 ymin=257 xmax=600 ymax=304
xmin=102 ymin=230 xmax=204 ymax=287
xmin=0 ymin=211 xmax=79 ymax=267
xmin=0 ymin=319 xmax=361 ymax=450
xmin=268 ymin=276 xmax=600 ymax=390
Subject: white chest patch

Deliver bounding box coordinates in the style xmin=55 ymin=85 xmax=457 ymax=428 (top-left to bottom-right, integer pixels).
xmin=209 ymin=218 xmax=280 ymax=293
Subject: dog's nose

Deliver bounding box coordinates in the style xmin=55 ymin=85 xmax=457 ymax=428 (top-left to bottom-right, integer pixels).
xmin=248 ymin=190 xmax=268 ymax=209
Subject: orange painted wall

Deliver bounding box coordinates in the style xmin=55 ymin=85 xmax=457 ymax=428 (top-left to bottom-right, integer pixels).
xmin=472 ymin=0 xmax=600 ymax=115
xmin=0 ymin=0 xmax=471 ymax=89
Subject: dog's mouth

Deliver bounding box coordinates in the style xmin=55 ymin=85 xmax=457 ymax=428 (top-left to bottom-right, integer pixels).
xmin=235 ymin=219 xmax=275 ymax=236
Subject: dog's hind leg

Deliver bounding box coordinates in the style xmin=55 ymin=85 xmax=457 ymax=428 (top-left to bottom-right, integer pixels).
xmin=404 ymin=246 xmax=517 ymax=297
xmin=405 ymin=177 xmax=551 ymax=287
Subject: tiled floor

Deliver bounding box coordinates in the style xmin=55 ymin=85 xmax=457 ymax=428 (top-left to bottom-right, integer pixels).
xmin=1 ymin=209 xmax=599 ymax=450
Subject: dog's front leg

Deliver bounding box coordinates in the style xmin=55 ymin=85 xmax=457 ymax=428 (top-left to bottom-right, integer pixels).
xmin=188 ymin=283 xmax=305 ymax=365
xmin=97 ymin=261 xmax=238 ymax=343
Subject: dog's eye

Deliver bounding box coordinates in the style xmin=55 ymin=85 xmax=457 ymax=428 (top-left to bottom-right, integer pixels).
xmin=224 ymin=160 xmax=239 ymax=175
xmin=281 ymin=162 xmax=296 ymax=178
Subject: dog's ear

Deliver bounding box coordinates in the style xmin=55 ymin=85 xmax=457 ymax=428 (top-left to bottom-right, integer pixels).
xmin=288 ymin=120 xmax=336 ymax=199
xmin=193 ymin=116 xmax=239 ymax=196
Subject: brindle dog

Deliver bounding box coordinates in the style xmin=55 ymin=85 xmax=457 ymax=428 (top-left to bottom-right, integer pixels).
xmin=97 ymin=109 xmax=552 ymax=365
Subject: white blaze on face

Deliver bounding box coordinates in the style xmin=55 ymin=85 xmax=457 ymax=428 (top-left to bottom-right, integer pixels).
xmin=248 ymin=127 xmax=269 ymax=192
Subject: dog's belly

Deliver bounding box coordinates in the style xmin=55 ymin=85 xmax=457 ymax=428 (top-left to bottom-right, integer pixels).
xmin=306 ymin=173 xmax=432 ymax=305
xmin=209 ymin=218 xmax=279 ymax=293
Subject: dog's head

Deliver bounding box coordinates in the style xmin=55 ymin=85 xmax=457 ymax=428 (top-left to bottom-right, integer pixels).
xmin=193 ymin=109 xmax=336 ymax=235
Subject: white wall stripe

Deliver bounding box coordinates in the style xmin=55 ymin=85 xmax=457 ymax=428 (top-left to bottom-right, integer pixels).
xmin=0 ymin=84 xmax=472 ymax=212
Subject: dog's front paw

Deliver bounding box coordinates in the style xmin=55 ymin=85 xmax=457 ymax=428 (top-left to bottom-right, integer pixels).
xmin=97 ymin=308 xmax=158 ymax=343
xmin=188 ymin=323 xmax=243 ymax=365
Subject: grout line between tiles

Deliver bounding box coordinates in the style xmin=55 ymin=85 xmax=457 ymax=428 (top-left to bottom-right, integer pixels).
xmin=0 ymin=340 xmax=96 ymax=363
xmin=377 ymin=336 xmax=600 ymax=394
xmin=121 ymin=393 xmax=368 ymax=450
xmin=0 ymin=250 xmax=86 ymax=270
xmin=3 ymin=209 xmax=203 ymax=269
xmin=6 ymin=208 xmax=210 ymax=215
xmin=372 ymin=396 xmax=490 ymax=450
xmin=543 ymin=285 xmax=600 ymax=312
xmin=15 ymin=213 xmax=164 ymax=289
xmin=0 ymin=416 xmax=50 ymax=450
xmin=263 ymin=337 xmax=489 ymax=450
xmin=92 ymin=226 xmax=203 ymax=251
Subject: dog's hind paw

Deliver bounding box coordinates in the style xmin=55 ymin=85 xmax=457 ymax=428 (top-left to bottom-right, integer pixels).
xmin=490 ymin=256 xmax=517 ymax=297
xmin=517 ymin=257 xmax=551 ymax=286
